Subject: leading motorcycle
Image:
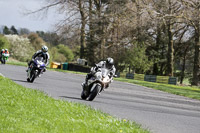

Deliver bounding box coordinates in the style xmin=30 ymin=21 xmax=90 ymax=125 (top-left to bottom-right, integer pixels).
xmin=27 ymin=57 xmax=46 ymax=83
xmin=1 ymin=53 xmax=9 ymax=64
xmin=81 ymin=68 xmax=114 ymax=101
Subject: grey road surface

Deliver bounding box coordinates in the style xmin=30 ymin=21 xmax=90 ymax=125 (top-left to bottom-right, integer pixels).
xmin=1 ymin=64 xmax=200 ymax=133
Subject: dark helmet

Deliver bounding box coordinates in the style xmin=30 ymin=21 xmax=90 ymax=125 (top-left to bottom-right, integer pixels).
xmin=106 ymin=57 xmax=114 ymax=69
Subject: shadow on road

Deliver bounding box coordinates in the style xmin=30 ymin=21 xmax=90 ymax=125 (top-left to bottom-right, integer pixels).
xmin=60 ymin=96 xmax=83 ymax=101
xmin=12 ymin=79 xmax=29 ymax=83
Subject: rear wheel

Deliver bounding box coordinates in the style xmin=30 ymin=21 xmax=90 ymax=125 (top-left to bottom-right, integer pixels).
xmin=88 ymin=84 xmax=101 ymax=101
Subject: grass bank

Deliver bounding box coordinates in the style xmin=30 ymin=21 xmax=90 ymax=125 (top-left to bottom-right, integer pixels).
xmin=115 ymin=78 xmax=200 ymax=100
xmin=7 ymin=60 xmax=27 ymax=66
xmin=0 ymin=76 xmax=149 ymax=133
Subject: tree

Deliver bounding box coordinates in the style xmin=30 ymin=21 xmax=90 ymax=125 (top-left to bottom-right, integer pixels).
xmin=5 ymin=35 xmax=34 ymax=62
xmin=3 ymin=26 xmax=11 ymax=35
xmin=124 ymin=43 xmax=153 ymax=73
xmin=36 ymin=31 xmax=60 ymax=46
xmin=10 ymin=25 xmax=18 ymax=34
xmin=0 ymin=35 xmax=10 ymax=50
xmin=78 ymin=0 xmax=87 ymax=59
xmin=57 ymin=44 xmax=74 ymax=61
xmin=28 ymin=33 xmax=45 ymax=50
xmin=19 ymin=28 xmax=30 ymax=35
xmin=180 ymin=0 xmax=200 ymax=85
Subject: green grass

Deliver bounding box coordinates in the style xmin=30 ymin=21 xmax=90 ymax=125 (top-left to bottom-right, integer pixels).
xmin=0 ymin=76 xmax=149 ymax=133
xmin=7 ymin=60 xmax=27 ymax=67
xmin=49 ymin=68 xmax=87 ymax=75
xmin=115 ymin=78 xmax=200 ymax=100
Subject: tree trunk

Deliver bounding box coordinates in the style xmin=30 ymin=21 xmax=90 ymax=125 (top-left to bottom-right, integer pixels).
xmin=101 ymin=19 xmax=105 ymax=59
xmin=79 ymin=0 xmax=86 ymax=59
xmin=136 ymin=0 xmax=141 ymax=44
xmin=87 ymin=0 xmax=95 ymax=65
xmin=192 ymin=31 xmax=200 ymax=85
xmin=166 ymin=18 xmax=174 ymax=76
xmin=180 ymin=46 xmax=188 ymax=84
xmin=94 ymin=0 xmax=103 ymax=59
xmin=153 ymin=22 xmax=161 ymax=75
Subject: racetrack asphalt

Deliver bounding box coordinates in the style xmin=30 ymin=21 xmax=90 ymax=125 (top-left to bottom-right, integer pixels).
xmin=1 ymin=64 xmax=200 ymax=133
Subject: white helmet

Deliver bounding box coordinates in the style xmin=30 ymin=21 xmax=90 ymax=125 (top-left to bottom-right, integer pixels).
xmin=42 ymin=45 xmax=48 ymax=53
xmin=1 ymin=49 xmax=4 ymax=52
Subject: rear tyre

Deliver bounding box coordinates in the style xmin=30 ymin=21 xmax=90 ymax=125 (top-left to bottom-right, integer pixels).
xmin=88 ymin=85 xmax=101 ymax=101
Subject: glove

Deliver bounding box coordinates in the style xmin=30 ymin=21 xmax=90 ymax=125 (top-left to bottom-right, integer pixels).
xmin=110 ymin=72 xmax=113 ymax=76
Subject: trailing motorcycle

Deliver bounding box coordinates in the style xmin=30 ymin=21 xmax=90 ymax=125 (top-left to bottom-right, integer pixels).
xmin=81 ymin=68 xmax=114 ymax=101
xmin=1 ymin=53 xmax=9 ymax=64
xmin=27 ymin=57 xmax=46 ymax=83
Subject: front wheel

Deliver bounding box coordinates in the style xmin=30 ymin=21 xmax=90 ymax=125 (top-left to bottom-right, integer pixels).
xmin=88 ymin=84 xmax=101 ymax=101
xmin=27 ymin=69 xmax=36 ymax=83
xmin=1 ymin=58 xmax=5 ymax=64
xmin=3 ymin=59 xmax=6 ymax=64
xmin=81 ymin=90 xmax=88 ymax=100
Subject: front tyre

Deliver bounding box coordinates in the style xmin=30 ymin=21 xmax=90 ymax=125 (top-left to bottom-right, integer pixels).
xmin=29 ymin=71 xmax=36 ymax=83
xmin=81 ymin=90 xmax=88 ymax=100
xmin=27 ymin=78 xmax=30 ymax=82
xmin=2 ymin=59 xmax=5 ymax=64
xmin=88 ymin=84 xmax=101 ymax=101
xmin=27 ymin=68 xmax=36 ymax=83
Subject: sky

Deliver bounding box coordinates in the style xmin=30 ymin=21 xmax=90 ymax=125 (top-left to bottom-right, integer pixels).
xmin=0 ymin=0 xmax=64 ymax=32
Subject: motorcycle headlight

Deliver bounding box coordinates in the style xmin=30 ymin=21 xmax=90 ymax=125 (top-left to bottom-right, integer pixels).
xmin=37 ymin=64 xmax=40 ymax=68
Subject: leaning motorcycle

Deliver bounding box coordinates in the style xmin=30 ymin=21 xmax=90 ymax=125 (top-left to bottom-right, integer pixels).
xmin=81 ymin=68 xmax=114 ymax=101
xmin=27 ymin=57 xmax=46 ymax=83
xmin=1 ymin=53 xmax=9 ymax=64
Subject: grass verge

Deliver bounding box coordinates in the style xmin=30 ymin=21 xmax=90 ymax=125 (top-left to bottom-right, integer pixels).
xmin=0 ymin=76 xmax=149 ymax=133
xmin=115 ymin=78 xmax=200 ymax=100
xmin=6 ymin=59 xmax=27 ymax=67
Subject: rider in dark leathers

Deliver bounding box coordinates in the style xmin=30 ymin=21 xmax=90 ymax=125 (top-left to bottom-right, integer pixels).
xmin=83 ymin=57 xmax=116 ymax=87
xmin=0 ymin=49 xmax=4 ymax=61
xmin=27 ymin=45 xmax=50 ymax=76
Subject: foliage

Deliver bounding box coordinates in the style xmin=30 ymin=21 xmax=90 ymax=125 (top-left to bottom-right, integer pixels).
xmin=124 ymin=43 xmax=153 ymax=74
xmin=0 ymin=35 xmax=10 ymax=50
xmin=18 ymin=28 xmax=30 ymax=35
xmin=10 ymin=26 xmax=18 ymax=35
xmin=5 ymin=35 xmax=35 ymax=62
xmin=28 ymin=33 xmax=45 ymax=51
xmin=3 ymin=26 xmax=11 ymax=35
xmin=49 ymin=44 xmax=74 ymax=63
xmin=57 ymin=44 xmax=74 ymax=62
xmin=36 ymin=31 xmax=59 ymax=46
xmin=0 ymin=76 xmax=149 ymax=133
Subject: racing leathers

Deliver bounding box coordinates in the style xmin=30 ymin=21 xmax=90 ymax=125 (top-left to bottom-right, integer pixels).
xmin=28 ymin=50 xmax=50 ymax=74
xmin=84 ymin=60 xmax=116 ymax=86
